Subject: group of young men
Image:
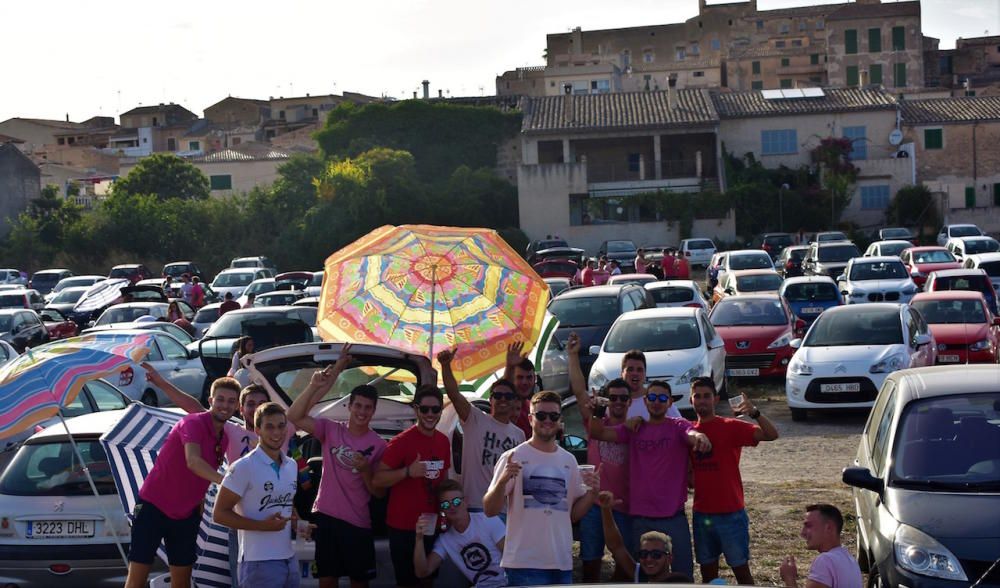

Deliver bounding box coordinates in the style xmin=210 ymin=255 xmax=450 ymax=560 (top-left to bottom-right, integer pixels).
xmin=120 ymin=338 xmax=861 ymax=588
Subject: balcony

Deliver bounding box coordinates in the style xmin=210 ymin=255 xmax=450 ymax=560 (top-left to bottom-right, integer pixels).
xmin=586 ymin=158 xmax=706 ymax=196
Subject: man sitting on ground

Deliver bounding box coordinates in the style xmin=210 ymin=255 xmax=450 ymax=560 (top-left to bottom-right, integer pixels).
xmin=597 ymin=491 xmax=691 ymax=583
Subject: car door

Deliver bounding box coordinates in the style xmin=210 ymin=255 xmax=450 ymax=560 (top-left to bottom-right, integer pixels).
xmin=154 ymin=333 xmax=205 ymax=396
xmin=23 ymin=312 xmax=47 ymax=347
xmin=699 ymin=312 xmax=726 ymax=382
xmin=853 ymin=380 xmax=897 ymax=566
xmin=909 ymin=308 xmax=935 ymax=365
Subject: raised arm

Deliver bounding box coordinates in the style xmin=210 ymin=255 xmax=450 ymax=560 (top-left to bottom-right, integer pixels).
xmin=565 ymin=333 xmax=592 ymax=422
xmin=286 ymin=345 xmax=352 ymax=435
xmin=501 ymin=340 xmax=525 ymax=383
xmin=588 ymin=413 xmax=619 ymax=443
xmin=735 ymin=395 xmax=779 ymax=442
xmin=437 ymin=348 xmax=471 ymax=422
xmin=598 ymin=491 xmax=635 ymax=572
xmin=142 ymin=363 xmax=202 ymax=414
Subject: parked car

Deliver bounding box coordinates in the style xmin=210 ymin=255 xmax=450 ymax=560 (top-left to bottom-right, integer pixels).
xmin=607 ymin=273 xmax=658 ymax=287
xmin=712 ymin=269 xmax=783 ymax=305
xmin=161 ymin=261 xmax=203 ymax=281
xmin=83 ymin=320 xmax=198 ymax=346
xmin=275 ymin=271 xmax=313 ymax=290
xmin=532 ymin=250 xmax=584 ymax=281
xmin=107 ymin=264 xmax=151 ymax=284
xmin=92 ymin=301 xmax=194 ymax=328
xmin=293 ymin=297 xmax=319 ymax=308
xmin=751 ymin=232 xmax=795 ymax=260
xmin=0 ymin=268 xmax=27 ymax=286
xmin=679 ymin=238 xmax=717 ymax=268
xmin=937 ymin=223 xmax=984 ymax=247
xmin=0 ymin=289 xmax=45 ymax=312
xmin=644 ymin=280 xmax=709 ymax=310
xmin=710 ymin=294 xmax=802 ymax=379
xmin=191 ymin=302 xmax=223 ymax=339
xmin=945 ymin=236 xmax=1000 ymax=263
xmin=717 ymin=250 xmax=776 ymax=288
xmin=910 ymin=291 xmax=1000 ymax=364
xmin=837 ymin=257 xmax=919 ymax=305
xmin=598 ymin=240 xmax=638 ymax=272
xmin=705 ymin=252 xmax=728 ymax=292
xmin=546 ymin=284 xmax=654 ymax=377
xmin=900 ymin=246 xmax=962 ymax=289
xmin=925 ymin=268 xmax=999 ymax=316
xmin=254 ymin=290 xmax=307 ymax=307
xmin=47 ymin=275 xmax=106 ymax=302
xmin=0 ymin=309 xmax=49 ymax=352
xmin=229 ymin=256 xmax=277 ymax=277
xmin=38 ymin=308 xmax=79 ymax=340
xmin=811 ymin=231 xmax=850 ymax=244
xmin=842 ymin=365 xmax=1000 ymax=588
xmin=305 ymin=271 xmax=324 ymax=297
xmin=526 ymin=237 xmax=569 ymax=264
xmin=544 ymin=277 xmax=573 ymax=298
xmin=864 ymin=240 xmax=913 ymax=258
xmin=962 ymin=251 xmax=1000 ymax=293
xmin=785 ymin=304 xmax=935 ymax=421
xmin=803 ymin=241 xmax=862 ymax=278
xmin=775 ymin=245 xmax=809 ymax=279
xmin=779 ymin=276 xmax=842 ymax=325
xmin=28 ymin=269 xmax=73 ymax=295
xmin=877 ymin=227 xmax=915 ymax=241
xmin=586 ymin=307 xmax=726 ymax=411
xmin=211 ymin=268 xmax=271 ymax=299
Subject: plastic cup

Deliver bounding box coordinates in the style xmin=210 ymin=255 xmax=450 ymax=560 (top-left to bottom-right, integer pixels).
xmin=579 ymin=464 xmax=596 ymax=489
xmin=728 ymin=394 xmax=744 ymax=412
xmin=418 ymin=512 xmax=438 ymax=536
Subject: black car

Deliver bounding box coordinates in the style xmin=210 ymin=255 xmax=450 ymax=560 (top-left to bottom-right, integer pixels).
xmin=0 ymin=309 xmax=49 ymax=352
xmin=804 ymin=241 xmax=862 ymax=278
xmin=526 ymin=238 xmax=569 ymax=264
xmin=546 ymin=284 xmax=654 ymax=376
xmin=776 ymin=245 xmax=809 ymax=278
xmin=598 ymin=240 xmax=639 ymax=272
xmin=843 ymin=365 xmax=1000 ymax=587
xmin=751 ymin=232 xmax=795 ymax=260
xmin=162 ymin=261 xmax=204 ymax=281
xmin=28 ymin=269 xmax=73 ymax=295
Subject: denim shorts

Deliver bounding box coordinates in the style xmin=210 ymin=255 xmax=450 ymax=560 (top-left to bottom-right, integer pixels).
xmin=693 ymin=509 xmax=751 ymax=567
xmin=238 ymin=557 xmax=300 ymax=588
xmin=504 ymin=568 xmax=572 ymax=586
xmin=579 ymin=504 xmax=633 ymax=560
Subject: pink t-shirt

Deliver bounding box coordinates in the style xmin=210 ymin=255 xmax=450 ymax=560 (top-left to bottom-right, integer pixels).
xmin=614 ymin=417 xmax=693 ymax=518
xmin=808 ymin=546 xmax=863 ymax=588
xmin=313 ymin=418 xmax=386 ymax=529
xmin=223 ymin=421 xmax=296 ymax=465
xmin=139 ymin=411 xmax=227 ymax=519
xmin=587 ymin=416 xmax=629 ymax=513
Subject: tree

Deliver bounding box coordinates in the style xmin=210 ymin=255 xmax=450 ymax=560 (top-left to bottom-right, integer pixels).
xmin=27 ymin=185 xmax=82 ymax=246
xmin=886 ymin=185 xmax=940 ymax=241
xmin=810 ymin=137 xmax=859 ymax=226
xmin=113 ymin=153 xmax=210 ymax=201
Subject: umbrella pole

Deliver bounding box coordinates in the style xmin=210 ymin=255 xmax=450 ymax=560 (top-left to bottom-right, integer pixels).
xmin=429 ymin=266 xmax=436 ymax=360
xmin=55 ymin=409 xmax=130 ymax=567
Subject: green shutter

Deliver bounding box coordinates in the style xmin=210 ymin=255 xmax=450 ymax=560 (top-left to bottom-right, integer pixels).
xmin=868 ymin=28 xmax=882 ymax=53
xmin=780 ymin=79 xmax=793 ymax=89
xmin=894 ymin=63 xmax=907 ymax=87
xmin=870 ymin=64 xmax=883 ymax=84
xmin=781 ymin=58 xmax=790 ymax=67
xmin=924 ymin=128 xmax=943 ymax=149
xmin=892 ymin=26 xmax=905 ymax=50
xmin=210 ymin=175 xmax=233 ymax=191
xmin=751 ymin=81 xmax=764 ymax=90
xmin=752 ymin=61 xmax=761 ymax=75
xmin=847 ymin=66 xmax=859 ymax=86
xmin=966 ymin=187 xmax=976 ymax=209
xmin=846 ymin=29 xmax=858 ymax=54
xmin=993 ymin=183 xmax=1000 ymax=207
xmin=810 ymin=53 xmax=819 ymax=65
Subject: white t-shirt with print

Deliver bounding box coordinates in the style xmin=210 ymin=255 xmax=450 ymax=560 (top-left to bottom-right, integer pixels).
xmin=220 ymin=446 xmax=297 ymax=562
xmin=431 ymin=512 xmax=506 ymax=588
xmin=460 ymin=408 xmax=525 ymax=509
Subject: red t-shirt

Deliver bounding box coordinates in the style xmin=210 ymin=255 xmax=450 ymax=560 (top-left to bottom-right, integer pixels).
xmin=514 ymin=401 xmax=532 ymax=440
xmin=380 ymin=425 xmax=451 ymax=531
xmin=673 ymin=257 xmax=690 ymax=279
xmin=581 ymin=267 xmax=595 ymax=286
xmin=691 ymin=417 xmax=759 ymax=514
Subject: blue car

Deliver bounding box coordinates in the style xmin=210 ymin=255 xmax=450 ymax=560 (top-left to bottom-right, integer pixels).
xmin=779 ymin=276 xmax=843 ymax=325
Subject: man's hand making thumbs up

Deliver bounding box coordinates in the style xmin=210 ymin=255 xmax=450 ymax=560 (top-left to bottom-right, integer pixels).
xmin=407 ymin=454 xmax=428 ymax=479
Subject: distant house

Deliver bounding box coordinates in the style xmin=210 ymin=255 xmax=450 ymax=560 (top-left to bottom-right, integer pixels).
xmin=0 ymin=143 xmax=41 ymax=235
xmin=0 ymin=117 xmax=84 ymax=156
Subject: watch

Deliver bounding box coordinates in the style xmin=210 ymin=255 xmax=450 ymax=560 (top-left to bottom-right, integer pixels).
xmin=749 ymin=408 xmax=761 ymax=420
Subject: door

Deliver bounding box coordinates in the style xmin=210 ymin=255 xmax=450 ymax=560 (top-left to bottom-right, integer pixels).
xmin=155 ymin=333 xmax=205 ymax=396
xmin=909 ymin=309 xmax=935 ymax=365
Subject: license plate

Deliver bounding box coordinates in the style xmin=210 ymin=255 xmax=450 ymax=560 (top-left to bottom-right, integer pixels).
xmin=938 ymin=355 xmax=960 ymax=363
xmin=726 ymin=368 xmax=759 ymax=377
xmin=26 ymin=520 xmax=94 ymax=539
xmin=820 ymin=383 xmax=860 ymax=393
xmin=802 ymin=307 xmax=823 ymax=314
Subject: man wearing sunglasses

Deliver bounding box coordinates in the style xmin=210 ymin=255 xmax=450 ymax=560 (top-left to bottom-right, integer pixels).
xmin=620 ymin=350 xmax=682 ymax=421
xmin=374 ymin=385 xmax=451 ymax=587
xmin=597 ymin=491 xmax=692 ymax=583
xmin=689 ymin=377 xmax=778 ymax=585
xmin=484 ymin=391 xmax=601 ymax=586
xmin=438 ymin=348 xmax=524 ymax=513
xmin=590 ymin=381 xmax=712 ymax=580
xmin=413 ymin=480 xmax=506 ymax=587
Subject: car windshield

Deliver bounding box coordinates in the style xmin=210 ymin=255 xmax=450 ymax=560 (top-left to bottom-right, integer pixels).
xmin=882 ymin=228 xmax=911 ymax=239
xmin=911 ymin=299 xmax=987 ymax=324
xmin=879 ymin=242 xmax=909 ymax=257
xmin=817 ymin=244 xmax=861 ymax=262
xmin=765 ymin=235 xmax=794 ymax=247
xmin=205 ymin=311 xmax=286 ymax=338
xmin=547 ymin=281 xmax=571 ymax=297
xmin=0 ymin=316 xmax=12 ymax=331
xmin=785 ymin=248 xmax=807 ymax=261
xmin=818 ymin=232 xmax=848 ymax=242
xmin=612 ymin=276 xmax=655 ymax=286
xmin=194 ymin=307 xmax=221 ymax=323
xmin=964 ymin=239 xmax=1000 ymax=254
xmin=934 ymin=275 xmax=991 ymax=293
xmin=214 ymin=273 xmax=254 ymax=287
xmin=309 ymin=273 xmax=324 ymax=287
xmin=606 ymin=241 xmax=636 ymax=253
xmin=538 ymin=240 xmax=568 ymax=250
xmin=783 ymin=282 xmax=840 ymax=302
xmin=163 ymin=265 xmax=192 ymax=277
xmin=805 ymin=308 xmax=902 ymax=346
xmin=951 ymin=226 xmax=982 ymax=238
xmin=649 ymin=287 xmax=695 ymax=305
xmin=0 ymin=440 xmax=116 ymax=496
xmin=108 ymin=267 xmax=137 ymax=278
xmin=58 ymin=278 xmax=99 ymax=290
xmin=711 ymin=299 xmax=788 ymax=326
xmin=730 ymin=254 xmax=772 ymax=270
xmin=849 ymin=261 xmax=908 ymax=280
xmin=258 ymin=293 xmax=300 ymax=306
xmin=604 ymin=317 xmax=701 ymax=352
xmin=914 ymin=250 xmax=956 ymax=263
xmin=891 ymin=393 xmax=1000 ymax=487
xmin=979 ymin=261 xmax=1000 ymax=277
xmin=688 ymin=240 xmax=714 ymax=250
xmin=548 ymin=296 xmax=620 ymax=327
xmin=96 ymin=305 xmax=163 ymax=326
xmin=736 ymin=274 xmax=783 ymax=292
xmin=0 ymin=294 xmax=24 ymax=308
xmin=244 ymin=281 xmax=276 ymax=296
xmin=31 ymin=274 xmax=61 ymax=287
xmin=232 ymin=260 xmax=261 ymax=268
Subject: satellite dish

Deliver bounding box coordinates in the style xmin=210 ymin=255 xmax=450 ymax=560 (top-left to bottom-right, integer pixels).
xmin=889 ymin=129 xmax=903 ymax=145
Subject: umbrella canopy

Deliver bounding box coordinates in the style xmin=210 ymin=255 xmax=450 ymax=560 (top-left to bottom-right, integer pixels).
xmin=319 ymin=224 xmax=550 ymax=382
xmin=101 ymin=404 xmax=231 ymax=587
xmin=73 ymin=278 xmax=130 ymax=314
xmin=0 ymin=336 xmax=153 ymax=440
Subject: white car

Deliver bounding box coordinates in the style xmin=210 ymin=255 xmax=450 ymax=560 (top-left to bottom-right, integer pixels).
xmin=937 ymin=223 xmax=984 ymax=247
xmin=211 ymin=268 xmax=270 ymax=299
xmin=607 ymin=273 xmax=658 ymax=287
xmin=717 ymin=249 xmax=775 ymax=287
xmin=236 ymin=277 xmax=276 ymax=305
xmin=93 ymin=301 xmax=194 ymax=327
xmin=785 ymin=304 xmax=935 ymax=420
xmin=962 ymin=252 xmax=1000 ymax=293
xmin=645 ymin=280 xmax=709 ymax=310
xmin=837 ymin=257 xmax=918 ymax=305
xmin=305 ymin=271 xmax=324 ymax=297
xmin=945 ymin=236 xmax=1000 ymax=263
xmin=586 ymin=307 xmax=726 ymax=411
xmin=863 ymin=240 xmax=912 ymax=258
xmin=679 ymin=238 xmax=717 ymax=268
xmin=47 ymin=275 xmax=106 ymax=302
xmin=0 ymin=268 xmax=27 ymax=286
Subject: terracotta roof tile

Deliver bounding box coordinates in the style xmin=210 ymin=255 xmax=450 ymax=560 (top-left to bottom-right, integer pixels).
xmin=900 ymin=96 xmax=1000 ymax=124
xmin=711 ymin=87 xmax=897 ymax=118
xmin=521 ymin=90 xmax=719 ymax=133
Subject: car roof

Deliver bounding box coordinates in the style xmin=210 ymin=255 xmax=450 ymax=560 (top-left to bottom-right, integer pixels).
xmin=871 ymin=240 xmax=913 ymax=246
xmin=853 ymin=256 xmax=904 ymax=264
xmin=610 ymin=273 xmax=657 ymax=280
xmin=715 ymin=293 xmax=783 ymax=303
xmin=781 ymin=275 xmax=836 ymax=286
xmin=195 ymin=302 xmax=223 ymax=310
xmin=544 ymin=277 xmax=571 ymax=283
xmin=63 ymin=274 xmax=106 ymax=280
xmin=218 ymin=268 xmax=259 ymax=274
xmin=107 ymin=302 xmax=167 ymax=309
xmin=929 ymin=268 xmax=987 ymax=278
xmin=164 ymin=261 xmax=194 ymax=266
xmin=232 ymin=256 xmax=264 ymax=261
xmin=887 ymin=365 xmax=1000 ymax=402
xmin=966 ymin=252 xmax=1000 ymax=262
xmin=907 ymin=246 xmax=948 ymax=252
xmin=912 ymin=290 xmax=986 ymax=302
xmin=947 ymin=223 xmax=980 ymax=229
xmin=112 ymin=264 xmax=143 ymax=269
xmin=823 ymin=302 xmax=904 ymax=315
xmin=553 ymin=285 xmax=628 ymax=299
xmin=727 ymin=249 xmax=770 ymax=256
xmin=54 ymin=286 xmax=90 ymax=293
xmin=258 ymin=290 xmax=301 ymax=297
xmin=646 ymin=280 xmax=699 ymax=289
xmin=0 ymin=308 xmax=32 ymax=315
xmin=218 ymin=306 xmax=299 ymax=316
xmin=25 ymin=410 xmax=134 ymax=442
xmin=616 ymin=306 xmax=700 ymax=321
xmin=729 ymin=269 xmax=780 ymax=277
xmin=957 ymin=236 xmax=997 ymax=242
xmin=815 ymin=240 xmax=856 ymax=247
xmin=33 ymin=268 xmax=72 ymax=274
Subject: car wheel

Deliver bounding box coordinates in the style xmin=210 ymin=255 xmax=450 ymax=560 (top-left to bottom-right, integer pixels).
xmin=790 ymin=407 xmax=808 ymax=421
xmin=141 ymin=389 xmax=158 ymax=407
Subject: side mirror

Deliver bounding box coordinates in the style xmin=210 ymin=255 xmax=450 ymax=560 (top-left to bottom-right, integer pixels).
xmin=914 ymin=333 xmax=932 ymax=347
xmin=709 ymin=337 xmax=725 ymax=349
xmin=836 ymin=274 xmax=846 ymax=282
xmin=588 ymin=345 xmax=601 ymax=356
xmin=842 ymin=466 xmax=884 ymax=497
xmin=790 ymin=338 xmax=803 ymax=349
xmin=188 ymin=349 xmax=201 ymax=359
xmin=560 ymin=434 xmax=587 ymax=451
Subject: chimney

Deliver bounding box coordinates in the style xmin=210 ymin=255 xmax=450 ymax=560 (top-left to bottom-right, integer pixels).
xmin=571 ymin=27 xmax=583 ymax=55
xmin=438 ymin=89 xmax=443 ymax=98
xmin=667 ymin=74 xmax=678 ymax=111
xmin=562 ymin=84 xmax=575 ymax=125
xmin=422 ymin=80 xmax=430 ymax=100
xmin=413 ymin=91 xmax=418 ymax=99
xmin=65 ymin=113 xmax=70 ymax=122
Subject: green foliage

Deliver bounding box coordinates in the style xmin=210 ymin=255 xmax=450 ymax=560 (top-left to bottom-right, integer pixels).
xmin=28 ymin=185 xmax=82 ymax=246
xmin=113 ymin=153 xmax=211 ymax=200
xmin=886 ymin=185 xmax=940 ymax=241
xmin=810 ymin=137 xmax=858 ymax=223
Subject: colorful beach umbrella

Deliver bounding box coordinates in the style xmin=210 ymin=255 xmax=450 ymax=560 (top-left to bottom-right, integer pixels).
xmin=319 ymin=224 xmax=550 ymax=382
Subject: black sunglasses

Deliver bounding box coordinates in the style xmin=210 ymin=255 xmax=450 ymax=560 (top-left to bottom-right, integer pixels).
xmin=417 ymin=405 xmax=442 ymax=414
xmin=532 ymin=411 xmax=561 ymax=422
xmin=440 ymin=497 xmax=463 ymax=510
xmin=646 ymin=393 xmax=671 ymax=403
xmin=608 ymin=393 xmax=631 ymax=403
xmin=491 ymin=392 xmax=517 ymax=401
xmin=639 ymin=549 xmax=668 ymax=560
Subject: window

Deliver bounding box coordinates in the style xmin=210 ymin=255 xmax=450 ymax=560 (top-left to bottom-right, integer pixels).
xmin=622 ymin=50 xmax=631 ymax=68
xmin=966 ymin=90 xmax=977 ymax=97
xmin=870 ymin=63 xmax=883 ymax=85
xmin=188 ymin=141 xmax=200 ymax=151
xmin=775 ymin=40 xmax=786 ymax=48
xmin=646 ymin=49 xmax=657 ymax=63
xmin=711 ymin=38 xmax=720 ymax=51
xmin=845 ymin=29 xmax=858 ymax=54
xmin=693 ymin=71 xmax=705 ymax=78
xmin=781 ymin=58 xmax=790 ymax=67
xmin=939 ymin=55 xmax=953 ymax=75
xmin=966 ymin=186 xmax=976 ymax=209
xmin=809 ymin=76 xmax=822 ymax=84
xmin=892 ymin=26 xmax=905 ymax=50
xmin=672 ymin=47 xmax=682 ymax=61
xmin=799 ymin=20 xmax=807 ymax=31
xmin=809 ymin=54 xmax=819 ymax=66
xmin=924 ymin=128 xmax=943 ymax=149
xmin=88 ymin=380 xmax=128 ymax=411
xmin=572 ymin=80 xmax=589 ymax=95
xmin=157 ymin=334 xmax=189 ymax=360
xmin=210 ymin=174 xmax=233 ymax=191
xmin=167 ymin=138 xmax=176 ymax=151
xmin=869 ymin=384 xmax=897 ymax=474
xmin=591 ymin=79 xmax=610 ymax=93
xmin=792 ymin=39 xmax=803 ymax=47
xmin=847 ymin=66 xmax=860 ymax=86
xmin=761 ymin=129 xmax=798 ymax=155
xmin=751 ymin=81 xmax=764 ymax=90
xmin=756 ymin=20 xmax=764 ymax=30
xmin=994 ymin=183 xmax=1000 ymax=207
xmin=868 ymin=28 xmax=882 ymax=53
xmin=843 ymin=126 xmax=867 ymax=160
xmin=279 ymin=110 xmax=286 ymax=119
xmin=780 ymin=23 xmax=790 ymax=34
xmin=690 ymin=42 xmax=700 ymax=55
xmin=627 ymin=153 xmax=641 ymax=173
xmin=780 ymin=79 xmax=793 ymax=89
xmin=152 ymin=116 xmax=158 ymax=127
xmin=817 ymin=18 xmax=824 ymax=30
xmin=860 ymin=185 xmax=890 ymax=209
xmin=312 ymin=108 xmax=318 ymax=117
xmin=752 ymin=61 xmax=761 ymax=75
xmin=894 ymin=62 xmax=907 ymax=87
xmin=232 ymin=137 xmax=242 ymax=146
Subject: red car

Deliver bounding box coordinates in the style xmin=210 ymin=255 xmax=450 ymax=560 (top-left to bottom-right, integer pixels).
xmin=709 ymin=294 xmax=805 ymax=378
xmin=911 ymin=291 xmax=1000 ymax=364
xmin=900 ymin=246 xmax=961 ymax=289
xmin=532 ymin=259 xmax=580 ymax=280
xmin=39 ymin=308 xmax=79 ymax=340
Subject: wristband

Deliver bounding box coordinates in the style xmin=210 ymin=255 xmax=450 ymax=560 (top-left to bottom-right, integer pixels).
xmin=750 ymin=408 xmax=761 ymax=420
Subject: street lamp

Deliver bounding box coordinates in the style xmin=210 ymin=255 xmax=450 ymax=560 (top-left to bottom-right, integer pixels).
xmin=779 ymin=183 xmax=789 ymax=232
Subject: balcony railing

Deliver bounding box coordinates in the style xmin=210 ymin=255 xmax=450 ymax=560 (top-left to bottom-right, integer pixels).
xmin=586 ymin=159 xmax=701 ymax=183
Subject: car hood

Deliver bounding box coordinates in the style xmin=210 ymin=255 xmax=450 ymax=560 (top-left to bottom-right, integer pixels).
xmin=845 ymin=278 xmax=915 ymax=291
xmin=797 ymin=344 xmax=902 ymax=364
xmin=887 ymin=488 xmax=1000 ymax=540
xmin=591 ymin=346 xmax=707 ymax=379
xmin=928 ymin=323 xmax=991 ymax=343
xmin=716 ymin=324 xmax=790 ymax=352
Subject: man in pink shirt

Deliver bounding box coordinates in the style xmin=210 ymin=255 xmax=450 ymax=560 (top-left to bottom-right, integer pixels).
xmin=780 ymin=504 xmax=862 ymax=588
xmin=124 ymin=377 xmax=240 ymax=588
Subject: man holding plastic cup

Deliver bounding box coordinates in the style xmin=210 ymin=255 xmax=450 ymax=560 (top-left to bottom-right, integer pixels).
xmin=689 ymin=377 xmax=779 ymax=585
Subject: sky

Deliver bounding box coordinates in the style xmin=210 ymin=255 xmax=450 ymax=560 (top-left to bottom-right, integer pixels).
xmin=2 ymin=0 xmax=998 ymax=122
